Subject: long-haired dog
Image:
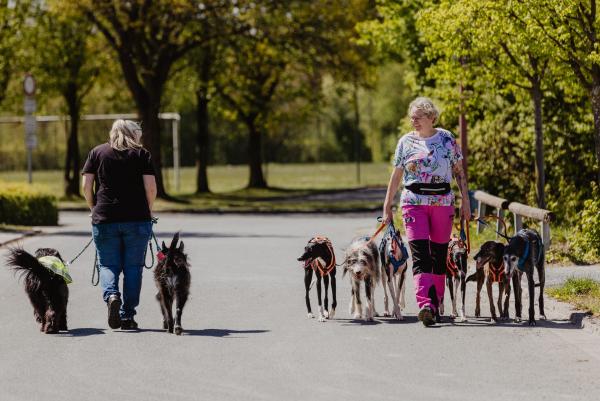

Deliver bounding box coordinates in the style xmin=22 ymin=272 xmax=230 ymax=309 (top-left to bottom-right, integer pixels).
xmin=6 ymin=247 xmax=69 ymax=333
xmin=154 ymin=233 xmax=191 ymax=335
xmin=297 ymin=236 xmax=337 ymax=322
xmin=378 ymin=226 xmax=408 ymax=320
xmin=342 ymin=237 xmax=380 ymax=321
xmin=503 ymin=229 xmax=545 ymax=325
xmin=466 ymin=241 xmax=510 ymax=322
xmin=442 ymin=236 xmax=469 ymax=322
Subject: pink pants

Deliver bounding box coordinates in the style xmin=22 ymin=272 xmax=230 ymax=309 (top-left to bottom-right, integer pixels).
xmin=402 ymin=204 xmax=454 ymax=312
xmin=402 ymin=204 xmax=454 ymax=243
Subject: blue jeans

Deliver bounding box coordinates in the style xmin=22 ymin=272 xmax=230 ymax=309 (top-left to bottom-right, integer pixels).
xmin=92 ymin=221 xmax=152 ymax=319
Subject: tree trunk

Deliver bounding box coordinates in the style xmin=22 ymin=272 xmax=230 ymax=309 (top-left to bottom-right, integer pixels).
xmin=531 ymin=83 xmax=545 ymax=209
xmin=195 ymin=88 xmax=210 ymax=193
xmin=591 ymin=82 xmax=600 ymax=184
xmin=64 ymin=90 xmax=80 ymax=197
xmin=247 ymin=120 xmax=267 ymax=188
xmin=138 ymin=101 xmax=168 ymax=198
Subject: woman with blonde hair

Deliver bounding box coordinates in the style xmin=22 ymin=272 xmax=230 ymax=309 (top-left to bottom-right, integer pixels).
xmin=382 ymin=97 xmax=471 ymax=326
xmin=82 ymin=119 xmax=157 ymax=330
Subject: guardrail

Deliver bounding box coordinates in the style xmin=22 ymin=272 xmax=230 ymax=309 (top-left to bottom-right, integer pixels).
xmin=472 ymin=190 xmax=555 ymax=246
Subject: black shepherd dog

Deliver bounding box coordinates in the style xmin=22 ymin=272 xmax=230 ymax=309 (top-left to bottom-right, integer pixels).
xmin=154 ymin=233 xmax=191 ymax=335
xmin=6 ymin=247 xmax=69 ymax=333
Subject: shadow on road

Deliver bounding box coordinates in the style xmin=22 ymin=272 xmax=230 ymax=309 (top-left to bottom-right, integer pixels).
xmin=131 ymin=328 xmax=270 ymax=337
xmin=58 ymin=328 xmax=106 ymax=337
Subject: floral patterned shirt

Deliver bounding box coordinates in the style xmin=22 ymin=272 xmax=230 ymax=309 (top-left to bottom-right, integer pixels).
xmin=393 ymin=128 xmax=463 ymax=206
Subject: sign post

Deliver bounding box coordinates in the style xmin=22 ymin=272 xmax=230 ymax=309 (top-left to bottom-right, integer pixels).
xmin=23 ymin=74 xmax=36 ymax=184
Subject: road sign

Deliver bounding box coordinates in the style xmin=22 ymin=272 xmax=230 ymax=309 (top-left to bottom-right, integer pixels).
xmin=23 ymin=74 xmax=36 ymax=96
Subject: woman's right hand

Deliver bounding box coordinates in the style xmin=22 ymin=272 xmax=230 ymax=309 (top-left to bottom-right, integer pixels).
xmin=383 ymin=205 xmax=394 ymax=224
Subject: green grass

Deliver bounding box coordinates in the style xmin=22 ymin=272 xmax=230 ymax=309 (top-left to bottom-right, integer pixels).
xmin=1 ymin=163 xmax=392 ymax=212
xmin=547 ymin=277 xmax=600 ymax=315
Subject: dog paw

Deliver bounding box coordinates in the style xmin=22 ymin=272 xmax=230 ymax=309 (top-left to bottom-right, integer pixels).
xmin=318 ymin=315 xmax=326 ymax=322
xmin=352 ymin=313 xmax=362 ymax=320
xmin=328 ymin=309 xmax=336 ymax=320
xmin=395 ymin=312 xmax=404 ymax=321
xmin=528 ymin=319 xmax=536 ymax=326
xmin=457 ymin=316 xmax=467 ymax=323
xmin=174 ymin=326 xmax=183 ymax=335
xmin=307 ymin=313 xmax=314 ymax=319
xmin=514 ymin=317 xmax=522 ymax=323
xmin=539 ymin=315 xmax=547 ymax=320
xmin=383 ymin=310 xmax=391 ymax=317
xmin=323 ymin=310 xmax=329 ymax=319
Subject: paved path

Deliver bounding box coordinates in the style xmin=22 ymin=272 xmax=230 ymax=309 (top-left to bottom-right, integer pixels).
xmin=1 ymin=212 xmax=599 ymax=401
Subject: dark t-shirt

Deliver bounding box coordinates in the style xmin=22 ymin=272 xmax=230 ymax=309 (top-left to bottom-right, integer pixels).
xmin=82 ymin=143 xmax=155 ymax=225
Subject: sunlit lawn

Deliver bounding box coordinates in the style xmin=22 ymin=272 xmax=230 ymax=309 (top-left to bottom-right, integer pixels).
xmin=0 ymin=163 xmax=392 ymax=212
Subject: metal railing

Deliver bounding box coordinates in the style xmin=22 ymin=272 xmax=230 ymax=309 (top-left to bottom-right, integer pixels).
xmin=472 ymin=190 xmax=555 ymax=246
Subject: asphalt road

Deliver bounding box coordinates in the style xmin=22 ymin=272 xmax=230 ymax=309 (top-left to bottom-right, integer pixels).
xmin=1 ymin=212 xmax=599 ymax=401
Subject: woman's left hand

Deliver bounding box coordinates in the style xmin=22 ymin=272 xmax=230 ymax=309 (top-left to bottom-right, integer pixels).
xmin=460 ymin=201 xmax=471 ymax=222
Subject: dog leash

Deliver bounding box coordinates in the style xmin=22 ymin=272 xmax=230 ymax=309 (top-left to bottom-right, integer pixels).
xmin=143 ymin=217 xmax=164 ymax=269
xmin=476 ymin=216 xmax=510 ymax=241
xmin=66 ymin=237 xmax=94 ymax=266
xmin=366 ymin=217 xmax=388 ymax=244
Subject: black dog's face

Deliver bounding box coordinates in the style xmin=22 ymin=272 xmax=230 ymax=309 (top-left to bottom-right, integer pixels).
xmin=298 ymin=241 xmax=329 ymax=268
xmin=503 ymin=237 xmax=525 ymax=279
xmin=473 ymin=241 xmax=504 ymax=270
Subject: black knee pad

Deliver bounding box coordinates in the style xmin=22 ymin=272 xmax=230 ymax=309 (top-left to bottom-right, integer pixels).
xmin=408 ymin=239 xmax=432 ymax=275
xmin=430 ymin=241 xmax=449 ymax=275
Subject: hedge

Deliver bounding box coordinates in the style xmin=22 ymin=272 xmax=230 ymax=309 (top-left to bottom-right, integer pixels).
xmin=0 ymin=182 xmax=58 ymax=226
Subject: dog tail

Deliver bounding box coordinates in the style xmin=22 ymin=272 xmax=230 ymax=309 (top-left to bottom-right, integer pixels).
xmin=466 ymin=269 xmax=482 ymax=283
xmin=5 ymin=248 xmax=50 ymax=290
xmin=169 ymin=232 xmax=180 ymax=251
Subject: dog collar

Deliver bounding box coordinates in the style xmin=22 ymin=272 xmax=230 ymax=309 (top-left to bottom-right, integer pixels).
xmin=38 ymin=256 xmax=73 ymax=284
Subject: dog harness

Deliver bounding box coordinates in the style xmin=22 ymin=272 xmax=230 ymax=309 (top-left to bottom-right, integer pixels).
xmin=379 ymin=223 xmax=409 ymax=274
xmin=38 ymin=256 xmax=73 ymax=284
xmin=305 ymin=236 xmax=336 ymax=277
xmin=446 ymin=236 xmax=467 ymax=277
xmin=516 ymin=229 xmax=543 ymax=272
xmin=488 ymin=260 xmax=505 ymax=283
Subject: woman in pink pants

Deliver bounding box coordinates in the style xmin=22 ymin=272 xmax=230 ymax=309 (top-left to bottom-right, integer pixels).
xmin=382 ymin=97 xmax=470 ymax=326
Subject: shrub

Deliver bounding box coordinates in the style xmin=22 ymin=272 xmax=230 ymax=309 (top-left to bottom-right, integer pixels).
xmin=572 ymin=183 xmax=600 ymax=263
xmin=0 ymin=182 xmax=58 ymax=226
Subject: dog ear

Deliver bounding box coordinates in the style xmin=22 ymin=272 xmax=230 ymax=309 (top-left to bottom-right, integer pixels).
xmin=161 ymin=241 xmax=168 ymax=252
xmin=178 ymin=241 xmax=184 ymax=253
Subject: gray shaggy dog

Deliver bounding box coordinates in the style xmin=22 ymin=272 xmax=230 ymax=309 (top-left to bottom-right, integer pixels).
xmin=342 ymin=237 xmax=381 ymax=321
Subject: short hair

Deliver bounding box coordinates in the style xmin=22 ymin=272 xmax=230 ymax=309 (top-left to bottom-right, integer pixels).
xmin=109 ymin=119 xmax=143 ymax=151
xmin=408 ymin=97 xmax=440 ymax=123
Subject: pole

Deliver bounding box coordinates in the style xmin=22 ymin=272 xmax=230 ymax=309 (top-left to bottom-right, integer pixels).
xmin=172 ymin=118 xmax=180 ymax=192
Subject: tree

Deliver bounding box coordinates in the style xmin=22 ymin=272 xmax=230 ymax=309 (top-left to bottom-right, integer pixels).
xmin=526 ymin=0 xmax=600 ymax=184
xmin=0 ymin=0 xmax=30 ymax=105
xmin=417 ymin=0 xmax=555 ymax=208
xmin=63 ymin=0 xmax=210 ymax=198
xmin=215 ymin=0 xmax=375 ymax=188
xmin=31 ymin=9 xmax=101 ymax=197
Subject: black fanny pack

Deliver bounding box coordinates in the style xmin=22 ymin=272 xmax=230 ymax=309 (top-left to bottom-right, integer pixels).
xmin=405 ymin=183 xmax=451 ymax=195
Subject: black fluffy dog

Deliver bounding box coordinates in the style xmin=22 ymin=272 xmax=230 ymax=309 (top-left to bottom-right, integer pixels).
xmin=6 ymin=247 xmax=69 ymax=333
xmin=503 ymin=229 xmax=546 ymax=325
xmin=154 ymin=233 xmax=191 ymax=335
xmin=297 ymin=236 xmax=337 ymax=322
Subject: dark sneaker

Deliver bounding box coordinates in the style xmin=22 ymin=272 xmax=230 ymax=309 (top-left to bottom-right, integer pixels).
xmin=120 ymin=318 xmax=138 ymax=330
xmin=418 ymin=307 xmax=436 ymax=327
xmin=107 ymin=295 xmax=122 ymax=329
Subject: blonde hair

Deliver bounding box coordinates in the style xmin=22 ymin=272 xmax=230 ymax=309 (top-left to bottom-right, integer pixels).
xmin=109 ymin=119 xmax=143 ymax=151
xmin=408 ymin=97 xmax=440 ymax=124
